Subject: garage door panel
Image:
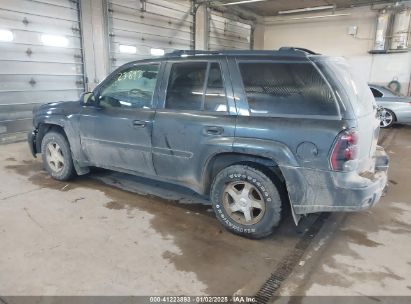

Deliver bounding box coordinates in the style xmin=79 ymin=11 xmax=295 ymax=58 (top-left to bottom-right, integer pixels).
xmin=209 ymin=11 xmax=253 ymax=50
xmin=0 ymin=61 xmax=83 ymax=76
xmin=209 ymin=30 xmax=250 ymax=44
xmin=211 ymin=14 xmax=251 ymax=31
xmin=111 ymin=45 xmax=178 ymax=59
xmin=34 ymin=0 xmax=77 ymax=9
xmin=144 ymin=2 xmax=192 ymax=21
xmin=111 ymin=0 xmax=192 ymax=20
xmin=0 ymin=119 xmax=33 ymax=137
xmin=209 ymin=41 xmax=250 ymax=51
xmin=0 ymin=103 xmax=48 ymax=124
xmin=0 ymin=90 xmax=82 ymax=105
xmin=0 ymin=0 xmax=79 ymax=22
xmin=111 ymin=18 xmax=192 ymax=41
xmin=111 ymin=3 xmax=193 ymax=32
xmin=0 ymin=75 xmax=84 ymax=92
xmin=209 ymin=20 xmax=251 ymax=38
xmin=108 ymin=0 xmax=193 ymax=71
xmin=0 ymin=0 xmax=84 ymax=139
xmin=112 ymin=29 xmax=191 ymax=48
xmin=0 ymin=44 xmax=83 ymax=64
xmin=111 ymin=37 xmax=191 ymax=53
xmin=0 ymin=10 xmax=80 ymax=36
xmin=8 ymin=30 xmax=81 ymax=49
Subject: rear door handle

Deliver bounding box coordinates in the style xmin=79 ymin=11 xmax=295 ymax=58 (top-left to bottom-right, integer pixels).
xmin=132 ymin=120 xmax=149 ymax=128
xmin=204 ymin=126 xmax=224 ymax=136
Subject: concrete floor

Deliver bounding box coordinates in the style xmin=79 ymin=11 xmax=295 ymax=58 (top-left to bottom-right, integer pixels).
xmin=0 ymin=126 xmax=410 ymax=298
xmin=278 ymin=125 xmax=411 ymax=298
xmin=0 ymin=140 xmax=303 ymax=296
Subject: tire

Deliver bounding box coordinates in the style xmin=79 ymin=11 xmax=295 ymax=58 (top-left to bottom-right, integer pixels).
xmin=380 ymin=109 xmax=396 ymax=128
xmin=210 ymin=164 xmax=283 ymax=239
xmin=41 ymin=131 xmax=75 ymax=181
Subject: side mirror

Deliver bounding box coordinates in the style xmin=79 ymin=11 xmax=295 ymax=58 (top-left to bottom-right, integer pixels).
xmin=80 ymin=92 xmax=95 ymax=105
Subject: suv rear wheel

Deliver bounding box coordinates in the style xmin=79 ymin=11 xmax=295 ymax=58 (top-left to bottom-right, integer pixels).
xmin=210 ymin=164 xmax=283 ymax=239
xmin=41 ymin=131 xmax=75 ymax=181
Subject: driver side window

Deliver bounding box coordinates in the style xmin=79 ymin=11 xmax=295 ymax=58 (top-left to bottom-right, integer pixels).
xmin=99 ymin=64 xmax=160 ymax=109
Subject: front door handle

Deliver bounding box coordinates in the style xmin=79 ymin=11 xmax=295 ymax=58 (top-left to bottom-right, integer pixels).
xmin=132 ymin=120 xmax=149 ymax=128
xmin=204 ymin=126 xmax=224 ymax=136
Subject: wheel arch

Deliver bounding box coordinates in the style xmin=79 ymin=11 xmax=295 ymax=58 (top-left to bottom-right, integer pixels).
xmin=385 ymin=108 xmax=397 ymax=121
xmin=35 ymin=119 xmax=89 ymax=176
xmin=36 ymin=122 xmax=67 ymax=153
xmin=203 ymin=152 xmax=286 ymax=194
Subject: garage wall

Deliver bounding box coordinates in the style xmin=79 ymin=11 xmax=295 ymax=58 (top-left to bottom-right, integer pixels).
xmin=107 ymin=0 xmax=194 ymax=71
xmin=263 ymin=5 xmax=411 ymax=96
xmin=0 ymin=0 xmax=84 ymax=142
xmin=208 ymin=11 xmax=253 ymax=50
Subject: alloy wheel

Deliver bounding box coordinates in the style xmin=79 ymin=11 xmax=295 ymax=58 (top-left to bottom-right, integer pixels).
xmin=380 ymin=110 xmax=393 ymax=127
xmin=46 ymin=142 xmax=65 ymax=173
xmin=222 ymin=181 xmax=266 ymax=225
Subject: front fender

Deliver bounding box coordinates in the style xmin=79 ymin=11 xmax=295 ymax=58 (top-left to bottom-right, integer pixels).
xmin=35 ymin=115 xmax=89 ymax=175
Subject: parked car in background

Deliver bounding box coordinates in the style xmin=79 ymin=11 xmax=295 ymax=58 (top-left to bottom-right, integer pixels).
xmin=369 ymin=84 xmax=411 ymax=128
xmin=28 ymin=49 xmax=389 ymax=239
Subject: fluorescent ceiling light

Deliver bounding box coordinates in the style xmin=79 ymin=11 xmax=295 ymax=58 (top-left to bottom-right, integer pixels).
xmin=150 ymin=48 xmax=165 ymax=56
xmin=266 ymin=13 xmax=350 ymax=24
xmin=222 ymin=0 xmax=267 ymax=6
xmin=119 ymin=44 xmax=137 ymax=54
xmin=0 ymin=29 xmax=13 ymax=42
xmin=41 ymin=34 xmax=68 ymax=47
xmin=278 ymin=5 xmax=335 ymax=15
xmin=290 ymin=13 xmax=349 ymax=20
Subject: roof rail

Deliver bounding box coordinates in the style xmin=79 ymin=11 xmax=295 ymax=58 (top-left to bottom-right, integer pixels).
xmin=165 ymin=50 xmax=222 ymax=57
xmin=278 ymin=47 xmax=319 ymax=55
xmin=164 ymin=48 xmax=319 ymax=58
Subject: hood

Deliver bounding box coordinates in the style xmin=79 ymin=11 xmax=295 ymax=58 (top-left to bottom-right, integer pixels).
xmin=34 ymin=100 xmax=81 ymax=116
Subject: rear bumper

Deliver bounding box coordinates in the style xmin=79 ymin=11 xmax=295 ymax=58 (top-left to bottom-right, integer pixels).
xmin=282 ymin=146 xmax=389 ymax=214
xmin=27 ymin=130 xmax=38 ymax=157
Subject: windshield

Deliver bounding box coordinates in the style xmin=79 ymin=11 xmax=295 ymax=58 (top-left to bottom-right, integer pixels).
xmin=315 ymin=57 xmax=375 ymax=117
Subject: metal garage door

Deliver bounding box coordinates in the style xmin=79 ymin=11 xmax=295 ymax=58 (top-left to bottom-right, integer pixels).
xmin=108 ymin=0 xmax=194 ymax=71
xmin=209 ymin=11 xmax=253 ymax=51
xmin=0 ymin=0 xmax=84 ymax=143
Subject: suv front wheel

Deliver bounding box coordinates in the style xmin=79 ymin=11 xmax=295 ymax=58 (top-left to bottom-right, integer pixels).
xmin=210 ymin=165 xmax=283 ymax=239
xmin=41 ymin=131 xmax=75 ymax=181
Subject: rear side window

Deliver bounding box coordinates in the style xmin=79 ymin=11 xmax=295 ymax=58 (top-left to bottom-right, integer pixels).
xmin=165 ymin=62 xmax=227 ymax=112
xmin=238 ymin=62 xmax=338 ymax=116
xmin=166 ymin=62 xmax=207 ymax=111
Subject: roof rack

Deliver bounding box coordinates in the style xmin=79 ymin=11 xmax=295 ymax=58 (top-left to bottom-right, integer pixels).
xmin=278 ymin=47 xmax=319 ymax=55
xmin=164 ymin=47 xmax=320 ymax=58
xmin=165 ymin=50 xmax=222 ymax=57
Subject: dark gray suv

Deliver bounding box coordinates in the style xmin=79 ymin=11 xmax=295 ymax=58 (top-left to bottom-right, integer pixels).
xmin=28 ymin=48 xmax=389 ymax=239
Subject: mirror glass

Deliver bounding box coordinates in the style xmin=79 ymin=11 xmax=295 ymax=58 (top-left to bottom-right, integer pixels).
xmin=82 ymin=92 xmax=94 ymax=105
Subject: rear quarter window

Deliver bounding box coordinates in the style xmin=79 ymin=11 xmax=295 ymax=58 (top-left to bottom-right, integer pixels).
xmin=315 ymin=58 xmax=375 ymax=117
xmin=238 ymin=62 xmax=338 ymax=116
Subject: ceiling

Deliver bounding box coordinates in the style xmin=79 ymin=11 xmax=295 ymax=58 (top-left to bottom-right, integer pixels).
xmin=214 ymin=0 xmax=397 ymax=16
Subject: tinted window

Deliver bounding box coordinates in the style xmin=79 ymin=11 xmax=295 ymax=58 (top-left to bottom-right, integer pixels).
xmin=166 ymin=62 xmax=207 ymax=111
xmin=239 ymin=62 xmax=338 ymax=116
xmin=99 ymin=64 xmax=159 ymax=109
xmin=316 ymin=58 xmax=375 ymax=117
xmin=204 ymin=63 xmax=227 ymax=112
xmin=370 ymin=87 xmax=383 ymax=98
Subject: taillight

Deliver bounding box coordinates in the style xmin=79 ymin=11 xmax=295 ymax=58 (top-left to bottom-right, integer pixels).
xmin=330 ymin=129 xmax=358 ymax=171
